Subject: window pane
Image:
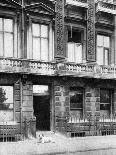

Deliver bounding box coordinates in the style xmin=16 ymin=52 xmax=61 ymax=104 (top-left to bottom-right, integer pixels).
xmin=0 ymin=86 xmax=13 ymax=122
xmin=68 ymin=30 xmax=81 ymax=43
xmin=70 ymin=89 xmax=83 ymax=110
xmin=4 ymin=19 xmax=13 ymax=32
xmin=0 ymin=18 xmax=2 ymax=31
xmin=41 ymin=38 xmax=48 ymax=61
xmin=104 ymin=49 xmax=109 ymax=65
xmin=100 ymin=89 xmax=110 ymax=103
xmin=97 ymin=47 xmax=103 ymax=65
xmin=97 ymin=35 xmax=103 ymax=46
xmin=4 ymin=33 xmax=13 ymax=57
xmin=41 ymin=25 xmax=48 ymax=38
xmin=32 ymin=23 xmax=40 ymax=37
xmin=104 ymin=36 xmax=110 ymax=48
xmin=75 ymin=43 xmax=82 ymax=63
xmin=33 ymin=38 xmax=40 ymax=60
xmin=0 ymin=34 xmax=3 ymax=56
xmin=68 ymin=43 xmax=75 ymax=62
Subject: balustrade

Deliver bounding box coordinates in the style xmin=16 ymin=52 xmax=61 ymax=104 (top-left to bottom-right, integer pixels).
xmin=0 ymin=58 xmax=116 ymax=79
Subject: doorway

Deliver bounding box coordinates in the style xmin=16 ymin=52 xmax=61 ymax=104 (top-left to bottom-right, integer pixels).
xmin=33 ymin=85 xmax=50 ymax=131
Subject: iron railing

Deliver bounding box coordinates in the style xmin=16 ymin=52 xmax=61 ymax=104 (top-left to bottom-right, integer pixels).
xmin=0 ymin=118 xmax=36 ymax=142
xmin=67 ymin=115 xmax=116 ymax=137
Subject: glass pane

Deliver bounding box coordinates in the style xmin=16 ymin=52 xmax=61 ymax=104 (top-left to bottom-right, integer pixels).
xmin=70 ymin=89 xmax=83 ymax=110
xmin=0 ymin=86 xmax=13 ymax=122
xmin=100 ymin=110 xmax=110 ymax=118
xmin=0 ymin=18 xmax=2 ymax=31
xmin=0 ymin=111 xmax=13 ymax=122
xmin=100 ymin=104 xmax=110 ymax=110
xmin=68 ymin=43 xmax=75 ymax=62
xmin=97 ymin=47 xmax=103 ymax=65
xmin=4 ymin=19 xmax=13 ymax=32
xmin=4 ymin=33 xmax=13 ymax=57
xmin=33 ymin=85 xmax=49 ymax=94
xmin=100 ymin=89 xmax=110 ymax=103
xmin=104 ymin=36 xmax=110 ymax=48
xmin=104 ymin=49 xmax=109 ymax=65
xmin=33 ymin=37 xmax=40 ymax=60
xmin=41 ymin=38 xmax=48 ymax=61
xmin=32 ymin=23 xmax=40 ymax=37
xmin=0 ymin=34 xmax=3 ymax=56
xmin=97 ymin=35 xmax=103 ymax=46
xmin=75 ymin=43 xmax=82 ymax=63
xmin=41 ymin=25 xmax=48 ymax=38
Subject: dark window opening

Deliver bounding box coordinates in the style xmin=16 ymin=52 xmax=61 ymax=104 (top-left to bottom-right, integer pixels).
xmin=100 ymin=89 xmax=113 ymax=118
xmin=70 ymin=87 xmax=84 ymax=119
xmin=68 ymin=30 xmax=81 ymax=43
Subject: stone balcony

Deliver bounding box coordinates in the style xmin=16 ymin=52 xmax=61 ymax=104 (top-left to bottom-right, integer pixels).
xmin=0 ymin=58 xmax=56 ymax=76
xmin=0 ymin=58 xmax=116 ymax=80
xmin=65 ymin=0 xmax=88 ymax=8
xmin=96 ymin=0 xmax=116 ymax=15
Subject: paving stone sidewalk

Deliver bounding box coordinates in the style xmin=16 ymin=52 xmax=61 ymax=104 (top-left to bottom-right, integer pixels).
xmin=0 ymin=133 xmax=116 ymax=155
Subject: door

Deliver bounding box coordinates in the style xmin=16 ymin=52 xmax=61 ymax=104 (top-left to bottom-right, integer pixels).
xmin=33 ymin=85 xmax=50 ymax=131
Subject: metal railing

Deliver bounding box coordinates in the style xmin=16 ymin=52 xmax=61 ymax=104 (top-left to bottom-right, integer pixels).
xmin=67 ymin=115 xmax=116 ymax=137
xmin=0 ymin=118 xmax=36 ymax=142
xmin=0 ymin=122 xmax=24 ymax=142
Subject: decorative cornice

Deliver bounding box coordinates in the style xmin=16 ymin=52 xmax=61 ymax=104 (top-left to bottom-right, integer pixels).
xmin=25 ymin=2 xmax=54 ymax=15
xmin=96 ymin=1 xmax=116 ymax=15
xmin=0 ymin=0 xmax=21 ymax=8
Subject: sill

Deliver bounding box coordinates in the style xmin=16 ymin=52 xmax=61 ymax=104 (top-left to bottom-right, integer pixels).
xmin=0 ymin=121 xmax=18 ymax=125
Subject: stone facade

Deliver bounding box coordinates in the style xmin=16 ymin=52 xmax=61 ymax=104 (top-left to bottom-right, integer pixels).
xmin=0 ymin=0 xmax=116 ymax=138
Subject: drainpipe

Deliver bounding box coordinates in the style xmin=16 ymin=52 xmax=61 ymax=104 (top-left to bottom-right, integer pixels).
xmin=20 ymin=78 xmax=23 ymax=137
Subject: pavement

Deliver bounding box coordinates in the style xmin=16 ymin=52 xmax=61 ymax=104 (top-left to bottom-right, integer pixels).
xmin=0 ymin=131 xmax=116 ymax=155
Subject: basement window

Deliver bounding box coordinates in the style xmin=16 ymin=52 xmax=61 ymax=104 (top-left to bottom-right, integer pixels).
xmin=67 ymin=29 xmax=82 ymax=63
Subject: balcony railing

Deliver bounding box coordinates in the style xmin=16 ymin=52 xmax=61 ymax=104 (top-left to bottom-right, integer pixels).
xmin=64 ymin=63 xmax=116 ymax=79
xmin=0 ymin=58 xmax=56 ymax=76
xmin=96 ymin=0 xmax=116 ymax=14
xmin=66 ymin=0 xmax=88 ymax=8
xmin=0 ymin=58 xmax=116 ymax=79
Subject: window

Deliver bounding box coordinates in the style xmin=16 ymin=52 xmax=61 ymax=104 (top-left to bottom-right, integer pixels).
xmin=0 ymin=86 xmax=13 ymax=122
xmin=97 ymin=34 xmax=110 ymax=65
xmin=0 ymin=18 xmax=14 ymax=57
xmin=100 ymin=89 xmax=113 ymax=118
xmin=68 ymin=30 xmax=82 ymax=63
xmin=70 ymin=87 xmax=83 ymax=119
xmin=32 ymin=23 xmax=49 ymax=61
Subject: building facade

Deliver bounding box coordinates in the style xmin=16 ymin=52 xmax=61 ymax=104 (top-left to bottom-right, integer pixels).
xmin=0 ymin=0 xmax=116 ymax=138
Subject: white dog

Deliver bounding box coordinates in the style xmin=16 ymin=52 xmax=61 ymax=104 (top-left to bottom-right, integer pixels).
xmin=38 ymin=134 xmax=55 ymax=143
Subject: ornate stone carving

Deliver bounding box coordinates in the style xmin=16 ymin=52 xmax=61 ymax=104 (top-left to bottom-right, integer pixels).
xmin=55 ymin=0 xmax=65 ymax=60
xmin=87 ymin=0 xmax=95 ymax=61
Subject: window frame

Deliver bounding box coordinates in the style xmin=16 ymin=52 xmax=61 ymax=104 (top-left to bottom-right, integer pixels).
xmin=0 ymin=17 xmax=14 ymax=58
xmin=0 ymin=85 xmax=14 ymax=122
xmin=96 ymin=32 xmax=111 ymax=66
xmin=100 ymin=88 xmax=113 ymax=118
xmin=32 ymin=22 xmax=49 ymax=61
xmin=69 ymin=87 xmax=84 ymax=119
xmin=67 ymin=25 xmax=84 ymax=64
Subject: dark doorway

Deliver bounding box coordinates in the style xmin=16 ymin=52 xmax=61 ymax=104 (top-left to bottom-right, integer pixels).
xmin=33 ymin=85 xmax=50 ymax=131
